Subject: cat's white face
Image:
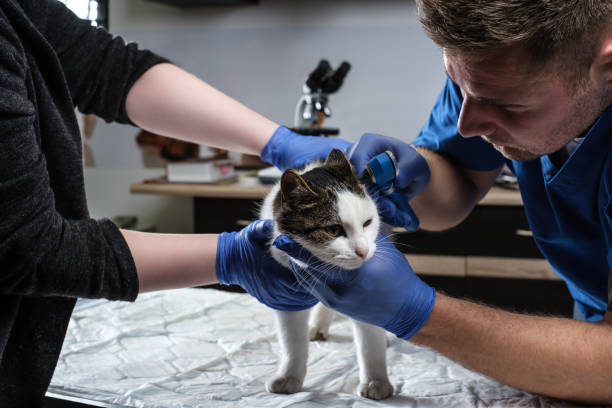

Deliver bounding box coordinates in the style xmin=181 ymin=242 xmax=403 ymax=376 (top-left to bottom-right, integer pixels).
xmin=304 ymin=190 xmax=380 ymax=270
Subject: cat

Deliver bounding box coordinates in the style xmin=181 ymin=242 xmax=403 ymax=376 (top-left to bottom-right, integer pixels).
xmin=259 ymin=148 xmax=394 ymax=400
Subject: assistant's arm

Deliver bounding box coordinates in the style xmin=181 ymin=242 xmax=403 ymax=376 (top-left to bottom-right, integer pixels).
xmin=124 ymin=221 xmax=318 ymax=312
xmin=412 ymin=294 xmax=612 ymax=404
xmin=0 ymin=31 xmax=137 ymax=300
xmin=43 ymin=0 xmax=277 ymax=154
xmin=43 ymin=0 xmax=169 ymax=124
xmin=45 ymin=1 xmax=350 ymax=168
xmin=125 ymin=63 xmax=278 ymax=156
xmin=120 ymin=230 xmax=218 ymax=293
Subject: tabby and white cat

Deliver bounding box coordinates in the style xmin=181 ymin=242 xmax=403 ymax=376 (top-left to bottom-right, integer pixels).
xmin=259 ymin=149 xmax=393 ymax=400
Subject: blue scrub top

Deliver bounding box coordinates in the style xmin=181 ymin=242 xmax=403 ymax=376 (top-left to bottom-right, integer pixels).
xmin=414 ymin=78 xmax=612 ymax=321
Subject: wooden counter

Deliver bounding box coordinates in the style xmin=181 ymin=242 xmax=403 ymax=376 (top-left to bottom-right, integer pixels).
xmin=130 ymin=175 xmax=522 ymax=206
xmin=130 ymin=175 xmax=270 ymax=199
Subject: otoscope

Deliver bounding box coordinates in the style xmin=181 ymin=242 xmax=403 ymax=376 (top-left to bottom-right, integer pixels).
xmin=358 ymin=151 xmax=420 ymax=230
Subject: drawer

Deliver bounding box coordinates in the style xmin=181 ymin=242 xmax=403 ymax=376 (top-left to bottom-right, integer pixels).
xmin=407 ymin=254 xmax=558 ymax=280
xmin=393 ymin=205 xmax=543 ymax=258
xmin=194 ymin=197 xmax=260 ymax=233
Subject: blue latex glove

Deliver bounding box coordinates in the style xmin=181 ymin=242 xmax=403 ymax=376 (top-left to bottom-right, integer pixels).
xmin=260 ymin=125 xmax=353 ymax=171
xmin=349 ymin=133 xmax=430 ymax=228
xmin=273 ymin=233 xmax=436 ymax=339
xmin=216 ymin=220 xmax=318 ymax=311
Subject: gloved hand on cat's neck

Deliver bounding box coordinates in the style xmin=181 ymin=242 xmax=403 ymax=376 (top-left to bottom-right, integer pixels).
xmin=216 ymin=219 xmax=318 ymax=311
xmin=273 ymin=233 xmax=436 ymax=339
xmin=260 ymin=126 xmax=353 ymax=171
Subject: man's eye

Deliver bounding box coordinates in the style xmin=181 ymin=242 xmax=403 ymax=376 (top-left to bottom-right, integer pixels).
xmin=363 ymin=219 xmax=372 ymax=228
xmin=325 ymin=225 xmax=346 ymax=237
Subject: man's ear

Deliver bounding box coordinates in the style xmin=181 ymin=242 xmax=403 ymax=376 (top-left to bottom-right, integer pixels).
xmin=591 ymin=31 xmax=612 ymax=96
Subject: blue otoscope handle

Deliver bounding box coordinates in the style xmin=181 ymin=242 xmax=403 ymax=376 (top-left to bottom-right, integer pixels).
xmin=366 ymin=151 xmax=420 ymax=230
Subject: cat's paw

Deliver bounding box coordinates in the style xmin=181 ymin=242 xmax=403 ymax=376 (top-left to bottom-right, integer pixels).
xmin=357 ymin=379 xmax=393 ymax=400
xmin=308 ymin=325 xmax=329 ymax=341
xmin=266 ymin=375 xmax=304 ymax=394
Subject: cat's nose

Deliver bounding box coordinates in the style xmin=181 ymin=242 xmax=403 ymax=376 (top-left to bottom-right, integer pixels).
xmin=355 ymin=247 xmax=369 ymax=259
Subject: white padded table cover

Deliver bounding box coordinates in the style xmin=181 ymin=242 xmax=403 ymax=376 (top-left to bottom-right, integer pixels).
xmin=49 ymin=288 xmax=593 ymax=407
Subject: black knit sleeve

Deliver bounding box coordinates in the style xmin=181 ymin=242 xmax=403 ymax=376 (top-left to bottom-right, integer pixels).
xmin=41 ymin=0 xmax=169 ymax=124
xmin=0 ymin=22 xmax=138 ymax=301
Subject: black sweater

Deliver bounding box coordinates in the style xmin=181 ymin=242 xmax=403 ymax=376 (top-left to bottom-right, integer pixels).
xmin=0 ymin=1 xmax=167 ymax=405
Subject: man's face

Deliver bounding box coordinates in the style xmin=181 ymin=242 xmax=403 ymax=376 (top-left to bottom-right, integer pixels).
xmin=444 ymin=47 xmax=609 ymax=161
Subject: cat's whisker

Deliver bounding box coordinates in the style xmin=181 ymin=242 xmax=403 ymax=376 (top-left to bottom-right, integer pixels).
xmin=372 ymin=249 xmax=399 ymax=257
xmin=292 ymin=267 xmax=321 ymax=293
xmin=389 ymin=242 xmax=416 ymax=250
xmin=377 ymin=236 xmax=417 ymax=249
xmin=370 ymin=251 xmax=396 ymax=260
xmin=375 ymin=235 xmax=392 ymax=242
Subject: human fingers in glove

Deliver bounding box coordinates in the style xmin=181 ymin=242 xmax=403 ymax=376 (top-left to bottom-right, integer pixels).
xmin=349 ymin=133 xmax=430 ymax=229
xmin=260 ymin=126 xmax=353 ymax=171
xmin=216 ymin=219 xmax=318 ymax=311
xmin=272 ymin=232 xmax=436 ymax=339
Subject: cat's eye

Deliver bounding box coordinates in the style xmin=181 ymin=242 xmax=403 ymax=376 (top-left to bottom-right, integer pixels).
xmin=325 ymin=224 xmax=346 ymax=238
xmin=363 ymin=219 xmax=372 ymax=228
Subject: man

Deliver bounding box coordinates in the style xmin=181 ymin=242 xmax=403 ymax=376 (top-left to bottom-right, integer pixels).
xmin=276 ymin=0 xmax=612 ymax=403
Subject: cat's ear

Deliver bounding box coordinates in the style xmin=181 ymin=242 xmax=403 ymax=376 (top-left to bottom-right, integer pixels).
xmin=324 ymin=149 xmax=354 ymax=177
xmin=280 ymin=170 xmax=318 ymax=203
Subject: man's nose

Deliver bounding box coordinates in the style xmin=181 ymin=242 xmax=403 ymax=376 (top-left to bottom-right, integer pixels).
xmin=457 ymin=95 xmax=496 ymax=138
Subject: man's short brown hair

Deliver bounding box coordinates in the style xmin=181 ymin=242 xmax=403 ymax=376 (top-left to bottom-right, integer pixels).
xmin=415 ymin=0 xmax=612 ymax=87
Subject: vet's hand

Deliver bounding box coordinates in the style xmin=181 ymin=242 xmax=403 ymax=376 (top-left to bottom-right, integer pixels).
xmin=216 ymin=220 xmax=318 ymax=311
xmin=273 ymin=233 xmax=435 ymax=339
xmin=260 ymin=126 xmax=353 ymax=171
xmin=349 ymin=133 xmax=430 ymax=228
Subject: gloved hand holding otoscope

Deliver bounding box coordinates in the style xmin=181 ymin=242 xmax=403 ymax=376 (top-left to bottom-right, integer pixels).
xmin=349 ymin=133 xmax=431 ymax=231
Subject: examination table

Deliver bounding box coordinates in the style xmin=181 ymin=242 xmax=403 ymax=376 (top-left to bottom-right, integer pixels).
xmin=48 ymin=288 xmax=593 ymax=407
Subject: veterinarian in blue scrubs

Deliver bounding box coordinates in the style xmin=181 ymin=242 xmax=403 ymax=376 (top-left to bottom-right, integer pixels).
xmin=275 ymin=0 xmax=612 ymax=405
xmin=416 ymin=78 xmax=612 ymax=322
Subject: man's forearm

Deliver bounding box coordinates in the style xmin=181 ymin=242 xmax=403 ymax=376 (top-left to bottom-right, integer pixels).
xmin=125 ymin=63 xmax=279 ymax=156
xmin=410 ymin=147 xmax=501 ymax=231
xmin=411 ymin=293 xmax=612 ymax=404
xmin=121 ymin=229 xmax=219 ymax=293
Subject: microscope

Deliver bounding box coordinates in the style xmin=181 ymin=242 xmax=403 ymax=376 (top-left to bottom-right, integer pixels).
xmin=257 ymin=60 xmax=351 ymax=184
xmin=292 ymin=59 xmax=351 ymax=135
